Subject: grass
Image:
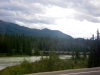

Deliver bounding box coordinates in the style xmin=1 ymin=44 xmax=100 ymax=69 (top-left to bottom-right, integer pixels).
xmin=0 ymin=60 xmax=88 ymax=74
xmin=0 ymin=53 xmax=88 ymax=75
xmin=0 ymin=59 xmax=88 ymax=75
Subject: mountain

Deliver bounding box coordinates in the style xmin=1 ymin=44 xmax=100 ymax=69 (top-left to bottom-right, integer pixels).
xmin=0 ymin=20 xmax=72 ymax=38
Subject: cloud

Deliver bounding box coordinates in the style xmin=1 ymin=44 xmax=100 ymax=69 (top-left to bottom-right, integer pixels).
xmin=0 ymin=0 xmax=100 ymax=38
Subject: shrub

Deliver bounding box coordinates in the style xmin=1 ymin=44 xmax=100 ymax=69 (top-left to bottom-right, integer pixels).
xmin=20 ymin=59 xmax=33 ymax=74
xmin=9 ymin=67 xmax=21 ymax=75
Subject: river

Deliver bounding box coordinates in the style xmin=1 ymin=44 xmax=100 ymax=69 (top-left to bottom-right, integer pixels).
xmin=0 ymin=55 xmax=71 ymax=71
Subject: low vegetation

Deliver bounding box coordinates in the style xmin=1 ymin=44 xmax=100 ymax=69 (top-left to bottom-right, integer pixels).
xmin=0 ymin=52 xmax=88 ymax=75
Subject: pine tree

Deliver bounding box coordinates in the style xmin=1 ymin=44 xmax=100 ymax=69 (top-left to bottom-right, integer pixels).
xmin=88 ymin=29 xmax=100 ymax=67
xmin=83 ymin=49 xmax=86 ymax=59
xmin=26 ymin=37 xmax=32 ymax=55
xmin=72 ymin=49 xmax=75 ymax=59
xmin=75 ymin=48 xmax=80 ymax=59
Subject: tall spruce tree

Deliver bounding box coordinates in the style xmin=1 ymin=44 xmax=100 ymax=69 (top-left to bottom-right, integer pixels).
xmin=88 ymin=29 xmax=100 ymax=67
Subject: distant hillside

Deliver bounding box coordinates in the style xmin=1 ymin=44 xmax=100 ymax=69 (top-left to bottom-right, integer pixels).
xmin=0 ymin=20 xmax=72 ymax=38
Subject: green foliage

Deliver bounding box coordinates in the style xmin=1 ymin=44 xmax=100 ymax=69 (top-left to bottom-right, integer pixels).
xmin=0 ymin=33 xmax=33 ymax=56
xmin=33 ymin=49 xmax=40 ymax=56
xmin=88 ymin=50 xmax=94 ymax=68
xmin=0 ymin=33 xmax=90 ymax=57
xmin=0 ymin=53 xmax=88 ymax=75
xmin=9 ymin=67 xmax=21 ymax=75
xmin=9 ymin=59 xmax=33 ymax=75
xmin=71 ymin=50 xmax=75 ymax=59
xmin=20 ymin=59 xmax=33 ymax=74
xmin=88 ymin=39 xmax=100 ymax=67
xmin=75 ymin=49 xmax=80 ymax=59
xmin=83 ymin=49 xmax=86 ymax=59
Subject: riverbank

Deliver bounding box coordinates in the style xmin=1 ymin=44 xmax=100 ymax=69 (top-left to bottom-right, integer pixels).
xmin=0 ymin=59 xmax=88 ymax=75
xmin=0 ymin=55 xmax=72 ymax=71
xmin=0 ymin=53 xmax=34 ymax=57
xmin=0 ymin=54 xmax=88 ymax=75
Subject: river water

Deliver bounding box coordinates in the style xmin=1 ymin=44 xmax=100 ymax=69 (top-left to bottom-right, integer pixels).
xmin=0 ymin=55 xmax=71 ymax=71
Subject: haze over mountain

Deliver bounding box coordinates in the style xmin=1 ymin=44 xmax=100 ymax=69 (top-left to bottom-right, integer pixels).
xmin=0 ymin=20 xmax=72 ymax=38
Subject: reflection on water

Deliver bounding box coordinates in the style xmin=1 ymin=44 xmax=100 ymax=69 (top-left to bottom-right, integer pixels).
xmin=0 ymin=55 xmax=71 ymax=70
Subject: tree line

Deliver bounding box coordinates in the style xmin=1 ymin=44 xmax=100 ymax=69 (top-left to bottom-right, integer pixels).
xmin=0 ymin=30 xmax=100 ymax=67
xmin=0 ymin=33 xmax=89 ymax=56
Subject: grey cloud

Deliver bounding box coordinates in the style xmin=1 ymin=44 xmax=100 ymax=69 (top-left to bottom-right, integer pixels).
xmin=52 ymin=0 xmax=100 ymax=23
xmin=19 ymin=18 xmax=54 ymax=24
xmin=0 ymin=0 xmax=100 ymax=25
xmin=0 ymin=14 xmax=54 ymax=24
xmin=0 ymin=10 xmax=54 ymax=25
xmin=0 ymin=0 xmax=45 ymax=13
xmin=26 ymin=0 xmax=100 ymax=23
xmin=0 ymin=10 xmax=15 ymax=16
xmin=74 ymin=13 xmax=100 ymax=23
xmin=0 ymin=0 xmax=54 ymax=24
xmin=0 ymin=1 xmax=26 ymax=11
xmin=69 ymin=0 xmax=100 ymax=23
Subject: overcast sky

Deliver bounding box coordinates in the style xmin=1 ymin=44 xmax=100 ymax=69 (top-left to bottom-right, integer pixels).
xmin=0 ymin=0 xmax=100 ymax=38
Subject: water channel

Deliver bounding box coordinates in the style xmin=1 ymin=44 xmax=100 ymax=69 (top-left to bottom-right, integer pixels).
xmin=0 ymin=55 xmax=71 ymax=70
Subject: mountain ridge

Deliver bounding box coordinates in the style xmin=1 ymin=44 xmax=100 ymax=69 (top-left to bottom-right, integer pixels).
xmin=0 ymin=20 xmax=72 ymax=38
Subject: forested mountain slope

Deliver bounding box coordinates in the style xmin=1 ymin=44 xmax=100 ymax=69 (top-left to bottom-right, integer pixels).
xmin=0 ymin=20 xmax=72 ymax=38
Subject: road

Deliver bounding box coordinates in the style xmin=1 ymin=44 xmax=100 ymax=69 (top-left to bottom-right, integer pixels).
xmin=25 ymin=67 xmax=100 ymax=75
